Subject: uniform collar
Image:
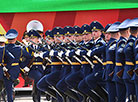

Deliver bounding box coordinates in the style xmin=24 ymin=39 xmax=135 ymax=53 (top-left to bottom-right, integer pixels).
xmin=85 ymin=41 xmax=88 ymax=44
xmin=7 ymin=43 xmax=15 ymax=46
xmin=120 ymin=36 xmax=127 ymax=41
xmin=79 ymin=40 xmax=84 ymax=45
xmin=129 ymin=35 xmax=137 ymax=39
xmin=110 ymin=37 xmax=116 ymax=41
xmin=95 ymin=37 xmax=101 ymax=44
xmin=107 ymin=38 xmax=116 ymax=45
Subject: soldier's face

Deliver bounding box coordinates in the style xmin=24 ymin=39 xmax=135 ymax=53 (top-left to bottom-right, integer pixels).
xmin=74 ymin=35 xmax=81 ymax=42
xmin=64 ymin=36 xmax=69 ymax=43
xmin=105 ymin=33 xmax=111 ymax=42
xmin=31 ymin=37 xmax=39 ymax=43
xmin=92 ymin=30 xmax=101 ymax=40
xmin=0 ymin=42 xmax=5 ymax=46
xmin=91 ymin=32 xmax=94 ymax=38
xmin=54 ymin=36 xmax=63 ymax=43
xmin=46 ymin=38 xmax=54 ymax=44
xmin=79 ymin=35 xmax=83 ymax=41
xmin=24 ymin=37 xmax=29 ymax=42
xmin=81 ymin=34 xmax=85 ymax=40
xmin=64 ymin=35 xmax=73 ymax=43
xmin=8 ymin=38 xmax=17 ymax=44
xmin=84 ymin=34 xmax=91 ymax=42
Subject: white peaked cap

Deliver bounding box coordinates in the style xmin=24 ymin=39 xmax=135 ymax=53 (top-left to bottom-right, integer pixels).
xmin=26 ymin=20 xmax=44 ymax=32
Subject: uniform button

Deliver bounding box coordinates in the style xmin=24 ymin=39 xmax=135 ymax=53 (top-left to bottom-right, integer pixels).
xmin=36 ymin=66 xmax=38 ymax=68
xmin=36 ymin=59 xmax=38 ymax=61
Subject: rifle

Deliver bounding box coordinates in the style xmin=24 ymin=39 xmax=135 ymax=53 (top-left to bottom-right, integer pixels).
xmin=45 ymin=38 xmax=66 ymax=63
xmin=57 ymin=38 xmax=94 ymax=67
xmin=1 ymin=63 xmax=10 ymax=80
xmin=116 ymin=69 xmax=124 ymax=79
xmin=67 ymin=38 xmax=102 ymax=66
xmin=55 ymin=38 xmax=82 ymax=64
xmin=40 ymin=38 xmax=48 ymax=45
xmin=127 ymin=69 xmax=134 ymax=77
xmin=16 ymin=41 xmax=39 ymax=68
xmin=29 ymin=40 xmax=52 ymax=63
xmin=30 ymin=40 xmax=50 ymax=51
xmin=63 ymin=38 xmax=94 ymax=66
xmin=16 ymin=41 xmax=39 ymax=53
xmin=109 ymin=71 xmax=114 ymax=77
xmin=134 ymin=68 xmax=138 ymax=76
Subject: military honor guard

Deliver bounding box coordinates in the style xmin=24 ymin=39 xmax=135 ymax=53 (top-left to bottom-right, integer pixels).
xmin=3 ymin=18 xmax=138 ymax=102
xmin=122 ymin=18 xmax=138 ymax=102
xmin=130 ymin=18 xmax=138 ymax=102
xmin=4 ymin=29 xmax=33 ymax=102
xmin=105 ymin=22 xmax=121 ymax=102
xmin=112 ymin=19 xmax=131 ymax=102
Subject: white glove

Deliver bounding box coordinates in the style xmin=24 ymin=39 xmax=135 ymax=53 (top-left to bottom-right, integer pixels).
xmin=75 ymin=49 xmax=81 ymax=56
xmin=65 ymin=50 xmax=70 ymax=57
xmin=3 ymin=66 xmax=8 ymax=71
xmin=94 ymin=72 xmax=99 ymax=76
xmin=24 ymin=67 xmax=30 ymax=72
xmin=34 ymin=52 xmax=44 ymax=58
xmin=87 ymin=50 xmax=92 ymax=57
xmin=42 ymin=65 xmax=45 ymax=70
xmin=49 ymin=49 xmax=55 ymax=56
xmin=22 ymin=39 xmax=28 ymax=45
xmin=34 ymin=52 xmax=40 ymax=58
xmin=39 ymin=52 xmax=44 ymax=58
xmin=58 ymin=51 xmax=64 ymax=57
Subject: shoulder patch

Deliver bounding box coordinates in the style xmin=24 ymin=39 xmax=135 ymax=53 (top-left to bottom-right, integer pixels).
xmin=129 ymin=42 xmax=134 ymax=46
xmin=121 ymin=43 xmax=125 ymax=47
xmin=95 ymin=44 xmax=101 ymax=47
xmin=117 ymin=40 xmax=126 ymax=48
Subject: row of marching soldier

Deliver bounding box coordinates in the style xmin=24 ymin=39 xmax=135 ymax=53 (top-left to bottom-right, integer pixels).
xmin=0 ymin=18 xmax=138 ymax=102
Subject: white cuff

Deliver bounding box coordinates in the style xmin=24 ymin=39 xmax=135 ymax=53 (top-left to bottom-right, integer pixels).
xmin=39 ymin=52 xmax=44 ymax=58
xmin=65 ymin=50 xmax=70 ymax=57
xmin=42 ymin=65 xmax=45 ymax=70
xmin=49 ymin=50 xmax=54 ymax=56
xmin=34 ymin=52 xmax=39 ymax=58
xmin=75 ymin=49 xmax=81 ymax=56
xmin=87 ymin=50 xmax=92 ymax=57
xmin=24 ymin=67 xmax=30 ymax=72
xmin=3 ymin=67 xmax=8 ymax=71
xmin=58 ymin=51 xmax=64 ymax=57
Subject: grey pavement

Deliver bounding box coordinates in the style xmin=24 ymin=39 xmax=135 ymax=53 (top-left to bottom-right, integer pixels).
xmin=14 ymin=95 xmax=51 ymax=102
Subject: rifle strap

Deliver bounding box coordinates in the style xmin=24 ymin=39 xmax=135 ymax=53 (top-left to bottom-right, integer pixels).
xmin=2 ymin=47 xmax=5 ymax=63
xmin=20 ymin=47 xmax=23 ymax=61
xmin=26 ymin=47 xmax=29 ymax=53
